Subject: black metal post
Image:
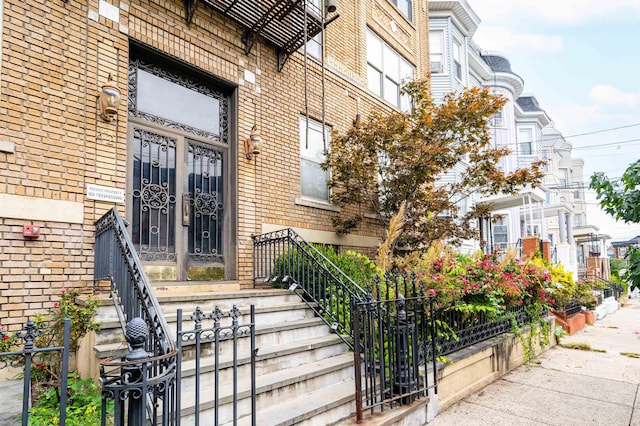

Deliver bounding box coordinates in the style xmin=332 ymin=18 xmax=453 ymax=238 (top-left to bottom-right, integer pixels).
xmin=353 ymin=299 xmax=363 ymax=423
xmin=392 ymin=296 xmax=416 ymax=404
xmin=124 ymin=317 xmax=150 ymax=426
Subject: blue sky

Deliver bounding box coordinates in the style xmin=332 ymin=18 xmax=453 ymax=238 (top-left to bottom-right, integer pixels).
xmin=468 ymin=0 xmax=640 ymax=240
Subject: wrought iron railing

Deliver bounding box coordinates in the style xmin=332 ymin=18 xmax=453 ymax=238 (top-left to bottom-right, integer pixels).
xmin=0 ymin=319 xmax=71 ymax=426
xmin=94 ymin=207 xmax=174 ymax=356
xmin=252 ymin=228 xmax=367 ymax=348
xmin=434 ymin=304 xmax=531 ymax=356
xmin=353 ymin=293 xmax=437 ymax=422
xmin=175 ymin=305 xmax=256 ymax=426
xmin=94 ymin=208 xmax=177 ymax=424
xmin=591 ymin=276 xmax=624 ymax=305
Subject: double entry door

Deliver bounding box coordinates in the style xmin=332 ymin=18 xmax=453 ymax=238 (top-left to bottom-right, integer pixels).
xmin=127 ymin=122 xmax=227 ymax=281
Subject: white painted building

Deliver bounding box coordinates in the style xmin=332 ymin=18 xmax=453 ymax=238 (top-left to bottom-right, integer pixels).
xmin=428 ymin=0 xmax=603 ymax=277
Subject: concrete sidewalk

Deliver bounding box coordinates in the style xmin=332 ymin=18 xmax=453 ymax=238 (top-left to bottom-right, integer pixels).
xmin=429 ymin=297 xmax=640 ymax=425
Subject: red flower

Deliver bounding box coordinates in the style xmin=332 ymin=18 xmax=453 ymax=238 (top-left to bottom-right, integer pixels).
xmin=2 ymin=335 xmax=9 ymax=340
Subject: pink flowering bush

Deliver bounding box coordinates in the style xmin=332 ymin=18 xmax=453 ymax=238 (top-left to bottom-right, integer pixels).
xmin=401 ymin=251 xmax=556 ymax=318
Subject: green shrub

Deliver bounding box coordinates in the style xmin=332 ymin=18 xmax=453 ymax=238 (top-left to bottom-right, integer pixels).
xmin=29 ymin=373 xmax=112 ymax=426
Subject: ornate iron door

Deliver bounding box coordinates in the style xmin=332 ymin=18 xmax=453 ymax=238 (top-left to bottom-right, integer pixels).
xmin=129 ymin=124 xmax=226 ymax=280
xmin=184 ymin=140 xmax=225 ymax=265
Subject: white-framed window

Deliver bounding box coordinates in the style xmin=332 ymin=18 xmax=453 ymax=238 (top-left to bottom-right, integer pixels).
xmin=542 ymin=149 xmax=550 ymax=172
xmin=305 ymin=33 xmax=322 ymax=60
xmin=452 ymin=38 xmax=463 ymax=81
xmin=492 ymin=215 xmax=509 ymax=249
xmin=559 ymin=168 xmax=568 ymax=188
xmin=301 ymin=0 xmax=323 ymax=60
xmin=429 ymin=30 xmax=445 ymax=74
xmin=390 ymin=0 xmax=412 ymax=21
xmin=518 ymin=128 xmax=534 ymax=155
xmin=300 ymin=116 xmax=330 ymax=202
xmin=366 ymin=29 xmax=415 ymax=110
xmin=489 ymin=109 xmax=504 ymax=127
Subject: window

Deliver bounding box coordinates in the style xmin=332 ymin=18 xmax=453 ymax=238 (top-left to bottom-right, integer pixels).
xmin=390 ymin=0 xmax=412 ymax=21
xmin=559 ymin=168 xmax=568 ymax=188
xmin=542 ymin=150 xmax=550 ymax=172
xmin=518 ymin=128 xmax=533 ymax=155
xmin=301 ymin=0 xmax=323 ymax=60
xmin=429 ymin=31 xmax=445 ymax=74
xmin=492 ymin=216 xmax=509 ymax=248
xmin=452 ymin=38 xmax=463 ymax=81
xmin=367 ymin=29 xmax=415 ymax=110
xmin=300 ymin=116 xmax=330 ymax=201
xmin=489 ymin=109 xmax=503 ymax=127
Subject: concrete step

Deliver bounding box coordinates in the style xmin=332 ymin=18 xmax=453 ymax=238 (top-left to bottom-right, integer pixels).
xmin=179 ymin=353 xmax=356 ymax=425
xmin=92 ymin=285 xmax=358 ymax=425
xmin=94 ymin=300 xmax=317 ymax=346
xmin=231 ymin=379 xmax=356 ymax=426
xmin=94 ymin=317 xmax=333 ymax=361
xmin=95 ymin=289 xmax=302 ymax=321
xmin=178 ymin=334 xmax=348 ymax=393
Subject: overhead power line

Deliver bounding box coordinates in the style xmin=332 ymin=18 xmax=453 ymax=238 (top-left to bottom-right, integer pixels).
xmin=571 ymin=137 xmax=640 ymax=151
xmin=539 ymin=122 xmax=640 ymax=142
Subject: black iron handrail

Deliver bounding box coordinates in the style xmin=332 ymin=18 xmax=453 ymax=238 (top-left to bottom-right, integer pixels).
xmin=252 ymin=228 xmax=368 ymax=348
xmin=94 ymin=207 xmax=174 ymax=356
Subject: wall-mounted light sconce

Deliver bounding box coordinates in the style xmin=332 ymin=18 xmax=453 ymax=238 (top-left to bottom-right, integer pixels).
xmin=98 ymin=75 xmax=122 ymax=123
xmin=326 ymin=0 xmax=337 ymax=13
xmin=244 ymin=125 xmax=263 ymax=160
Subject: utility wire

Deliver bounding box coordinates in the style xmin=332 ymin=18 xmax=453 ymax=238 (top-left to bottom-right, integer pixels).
xmin=570 ymin=137 xmax=640 ymax=151
xmin=539 ymin=122 xmax=640 ymax=142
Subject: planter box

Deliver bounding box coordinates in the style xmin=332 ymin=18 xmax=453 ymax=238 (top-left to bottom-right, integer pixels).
xmin=551 ymin=310 xmax=585 ymax=335
xmin=582 ymin=310 xmax=595 ymax=325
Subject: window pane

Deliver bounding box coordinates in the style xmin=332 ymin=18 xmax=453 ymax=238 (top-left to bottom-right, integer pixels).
xmin=137 ymin=69 xmax=220 ymax=135
xmin=400 ymin=59 xmax=414 ymax=81
xmin=300 ymin=117 xmax=330 ymax=201
xmin=368 ymin=65 xmax=382 ymax=96
xmin=400 ymin=93 xmax=411 ymax=112
xmin=300 ymin=121 xmax=326 ymax=159
xmin=429 ymin=31 xmax=443 ymax=54
xmin=384 ymin=78 xmax=399 ymax=105
xmin=305 ymin=33 xmax=322 ymax=59
xmin=384 ymin=45 xmax=400 ymax=81
xmin=397 ymin=0 xmax=412 ymax=21
xmin=301 ymin=159 xmax=329 ymax=200
xmin=367 ymin=31 xmax=383 ymax=68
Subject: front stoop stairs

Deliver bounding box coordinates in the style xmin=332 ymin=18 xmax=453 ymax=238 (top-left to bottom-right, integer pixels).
xmin=93 ymin=283 xmax=357 ymax=425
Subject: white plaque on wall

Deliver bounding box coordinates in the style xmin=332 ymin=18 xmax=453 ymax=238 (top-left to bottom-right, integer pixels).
xmin=87 ymin=184 xmax=125 ymax=204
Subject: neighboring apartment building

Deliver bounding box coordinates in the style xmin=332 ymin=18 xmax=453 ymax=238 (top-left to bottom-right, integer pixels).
xmin=542 ymin=127 xmax=610 ymax=278
xmin=0 ymin=0 xmax=430 ymax=325
xmin=427 ymin=0 xmax=606 ymax=279
xmin=428 ymin=0 xmax=547 ymax=256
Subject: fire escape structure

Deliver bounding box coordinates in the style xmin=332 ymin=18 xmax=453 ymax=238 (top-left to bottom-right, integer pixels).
xmin=185 ymin=0 xmax=339 ymax=71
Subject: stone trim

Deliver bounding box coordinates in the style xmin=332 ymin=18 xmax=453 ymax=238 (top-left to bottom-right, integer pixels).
xmin=0 ymin=194 xmax=84 ymax=223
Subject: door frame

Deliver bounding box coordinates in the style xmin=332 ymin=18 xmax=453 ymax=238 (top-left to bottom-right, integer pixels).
xmin=125 ymin=47 xmax=238 ymax=281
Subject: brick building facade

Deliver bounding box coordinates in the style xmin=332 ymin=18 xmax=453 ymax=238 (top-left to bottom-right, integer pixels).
xmin=0 ymin=0 xmax=431 ymax=327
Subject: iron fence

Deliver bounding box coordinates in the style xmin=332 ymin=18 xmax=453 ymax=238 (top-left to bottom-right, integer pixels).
xmin=95 ymin=208 xmax=177 ymax=423
xmin=353 ymin=293 xmax=437 ymax=422
xmin=176 ymin=305 xmax=256 ymax=426
xmin=0 ymin=318 xmax=71 ymax=426
xmin=100 ymin=305 xmax=256 ymax=426
xmin=252 ymin=228 xmax=367 ymax=349
xmin=592 ymin=276 xmax=624 ymax=306
xmin=433 ymin=303 xmax=531 ymax=356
